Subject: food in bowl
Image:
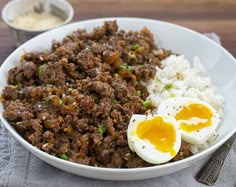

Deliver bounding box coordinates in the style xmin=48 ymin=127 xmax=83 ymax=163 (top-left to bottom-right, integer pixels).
xmin=0 ymin=20 xmax=224 ymax=168
xmin=143 ymin=54 xmax=224 ymax=155
xmin=127 ymin=114 xmax=182 ymax=164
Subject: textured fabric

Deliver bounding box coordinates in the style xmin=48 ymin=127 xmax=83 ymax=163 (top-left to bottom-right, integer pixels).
xmin=0 ymin=33 xmax=235 ymax=187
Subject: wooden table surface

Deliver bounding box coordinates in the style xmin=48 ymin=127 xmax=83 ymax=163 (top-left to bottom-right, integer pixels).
xmin=0 ymin=0 xmax=236 ymax=64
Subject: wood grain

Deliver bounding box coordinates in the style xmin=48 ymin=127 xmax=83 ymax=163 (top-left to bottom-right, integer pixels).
xmin=0 ymin=0 xmax=236 ymax=63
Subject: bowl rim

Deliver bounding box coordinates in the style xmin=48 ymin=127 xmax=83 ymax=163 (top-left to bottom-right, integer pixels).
xmin=0 ymin=17 xmax=236 ymax=174
xmin=1 ymin=0 xmax=74 ymax=32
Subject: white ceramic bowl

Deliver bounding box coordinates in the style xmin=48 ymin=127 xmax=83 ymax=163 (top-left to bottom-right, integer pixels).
xmin=0 ymin=18 xmax=236 ymax=181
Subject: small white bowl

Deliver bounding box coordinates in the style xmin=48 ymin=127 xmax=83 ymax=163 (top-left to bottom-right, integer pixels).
xmin=1 ymin=0 xmax=74 ymax=47
xmin=0 ymin=17 xmax=236 ymax=181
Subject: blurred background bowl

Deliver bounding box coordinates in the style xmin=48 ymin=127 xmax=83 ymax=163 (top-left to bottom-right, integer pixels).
xmin=1 ymin=0 xmax=74 ymax=47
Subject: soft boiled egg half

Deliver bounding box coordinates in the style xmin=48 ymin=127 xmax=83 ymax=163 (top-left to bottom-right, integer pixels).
xmin=158 ymin=97 xmax=221 ymax=145
xmin=127 ymin=97 xmax=222 ymax=165
xmin=127 ymin=114 xmax=181 ymax=164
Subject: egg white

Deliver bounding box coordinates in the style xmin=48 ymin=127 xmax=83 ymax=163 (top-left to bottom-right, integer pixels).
xmin=127 ymin=114 xmax=181 ymax=164
xmin=157 ymin=97 xmax=221 ymax=145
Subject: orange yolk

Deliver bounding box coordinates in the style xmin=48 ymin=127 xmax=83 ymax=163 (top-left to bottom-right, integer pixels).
xmin=175 ymin=103 xmax=213 ymax=132
xmin=137 ymin=116 xmax=176 ymax=156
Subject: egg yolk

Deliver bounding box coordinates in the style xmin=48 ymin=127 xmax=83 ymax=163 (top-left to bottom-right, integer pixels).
xmin=137 ymin=116 xmax=176 ymax=156
xmin=175 ymin=103 xmax=213 ymax=132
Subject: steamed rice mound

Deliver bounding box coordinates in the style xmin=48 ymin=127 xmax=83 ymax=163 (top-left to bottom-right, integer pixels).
xmin=144 ymin=54 xmax=224 ymax=153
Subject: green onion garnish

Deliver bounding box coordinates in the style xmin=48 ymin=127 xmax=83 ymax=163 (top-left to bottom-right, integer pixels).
xmin=164 ymin=83 xmax=173 ymax=90
xmin=98 ymin=125 xmax=105 ymax=134
xmin=58 ymin=99 xmax=63 ymax=105
xmin=112 ymin=99 xmax=119 ymax=104
xmin=60 ymin=154 xmax=68 ymax=160
xmin=119 ymin=65 xmax=127 ymax=70
xmin=44 ymin=96 xmax=50 ymax=102
xmin=127 ymin=65 xmax=133 ymax=71
xmin=15 ymin=83 xmax=22 ymax=89
xmin=39 ymin=65 xmax=47 ymax=77
xmin=169 ymin=93 xmax=176 ymax=98
xmin=156 ymin=79 xmax=162 ymax=83
xmin=132 ymin=44 xmax=140 ymax=50
xmin=119 ymin=64 xmax=133 ymax=71
xmin=136 ymin=90 xmax=142 ymax=97
xmin=143 ymin=100 xmax=152 ymax=108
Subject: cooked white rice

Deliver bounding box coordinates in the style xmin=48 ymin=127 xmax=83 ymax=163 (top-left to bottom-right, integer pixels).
xmin=143 ymin=54 xmax=224 ymax=154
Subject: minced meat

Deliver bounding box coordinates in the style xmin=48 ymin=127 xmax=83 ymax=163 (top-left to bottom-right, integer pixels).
xmin=1 ymin=20 xmax=189 ymax=168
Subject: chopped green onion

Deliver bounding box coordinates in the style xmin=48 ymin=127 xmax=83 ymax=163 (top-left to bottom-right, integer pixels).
xmin=132 ymin=44 xmax=140 ymax=50
xmin=114 ymin=73 xmax=119 ymax=77
xmin=156 ymin=79 xmax=161 ymax=83
xmin=39 ymin=65 xmax=47 ymax=77
xmin=119 ymin=65 xmax=127 ymax=70
xmin=44 ymin=96 xmax=50 ymax=102
xmin=98 ymin=125 xmax=105 ymax=134
xmin=112 ymin=99 xmax=118 ymax=104
xmin=58 ymin=99 xmax=63 ymax=105
xmin=127 ymin=65 xmax=133 ymax=71
xmin=164 ymin=83 xmax=173 ymax=90
xmin=136 ymin=90 xmax=142 ymax=97
xmin=128 ymin=51 xmax=136 ymax=59
xmin=15 ymin=83 xmax=22 ymax=89
xmin=143 ymin=100 xmax=152 ymax=108
xmin=169 ymin=93 xmax=176 ymax=98
xmin=60 ymin=154 xmax=68 ymax=160
xmin=119 ymin=64 xmax=133 ymax=71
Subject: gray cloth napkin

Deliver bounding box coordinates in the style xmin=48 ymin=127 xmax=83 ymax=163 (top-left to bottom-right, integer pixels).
xmin=0 ymin=33 xmax=235 ymax=187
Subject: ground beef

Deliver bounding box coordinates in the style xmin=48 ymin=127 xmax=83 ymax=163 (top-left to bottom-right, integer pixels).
xmin=1 ymin=20 xmax=189 ymax=168
xmin=84 ymin=81 xmax=114 ymax=98
xmin=39 ymin=62 xmax=66 ymax=85
xmin=22 ymin=61 xmax=38 ymax=79
xmin=133 ymin=64 xmax=157 ymax=81
xmin=172 ymin=142 xmax=193 ymax=161
xmin=3 ymin=100 xmax=33 ymax=122
xmin=2 ymin=85 xmax=19 ymax=100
